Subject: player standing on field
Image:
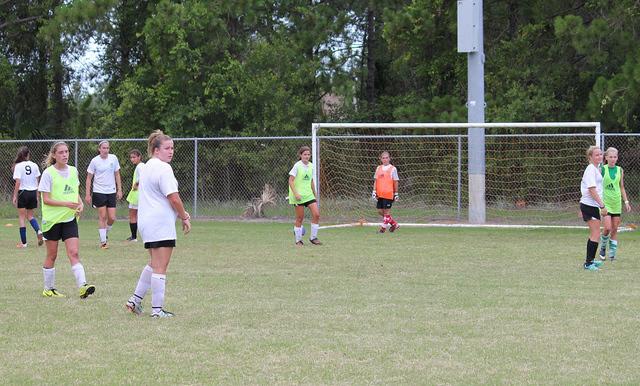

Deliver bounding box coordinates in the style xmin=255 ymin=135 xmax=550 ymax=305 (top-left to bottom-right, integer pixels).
xmin=372 ymin=151 xmax=400 ymax=233
xmin=85 ymin=140 xmax=122 ymax=249
xmin=288 ymin=146 xmax=322 ymax=246
xmin=125 ymin=149 xmax=144 ymax=242
xmin=126 ymin=130 xmax=191 ymax=318
xmin=599 ymin=147 xmax=631 ymax=261
xmin=12 ymin=146 xmax=44 ymax=248
xmin=579 ymin=146 xmax=606 ymax=271
xmin=38 ymin=141 xmax=96 ymax=298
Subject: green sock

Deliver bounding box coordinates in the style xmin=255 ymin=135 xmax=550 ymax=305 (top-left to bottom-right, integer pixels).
xmin=609 ymin=239 xmax=618 ymax=258
xmin=599 ymin=234 xmax=610 ymax=255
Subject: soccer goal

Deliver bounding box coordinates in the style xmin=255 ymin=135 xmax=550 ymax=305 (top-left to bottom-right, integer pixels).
xmin=312 ymin=122 xmax=601 ymax=227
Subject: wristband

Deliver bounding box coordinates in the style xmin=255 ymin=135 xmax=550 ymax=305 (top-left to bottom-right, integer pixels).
xmin=625 ymin=200 xmax=629 ymax=204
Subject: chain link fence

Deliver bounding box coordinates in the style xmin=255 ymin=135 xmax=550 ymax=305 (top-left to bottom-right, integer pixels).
xmin=1 ymin=134 xmax=638 ymax=225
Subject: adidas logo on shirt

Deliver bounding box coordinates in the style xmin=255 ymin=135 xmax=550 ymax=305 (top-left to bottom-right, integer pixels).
xmin=63 ymin=184 xmax=74 ymax=194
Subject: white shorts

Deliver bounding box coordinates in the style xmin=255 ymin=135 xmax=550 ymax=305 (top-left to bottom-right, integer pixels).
xmin=128 ymin=203 xmax=138 ymax=210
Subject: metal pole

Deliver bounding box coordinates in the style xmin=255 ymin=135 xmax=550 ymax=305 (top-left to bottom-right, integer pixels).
xmin=74 ymin=140 xmax=78 ymax=167
xmin=193 ymin=139 xmax=198 ymax=218
xmin=457 ymin=135 xmax=462 ymax=221
xmin=311 ymin=124 xmax=320 ymax=207
xmin=466 ymin=0 xmax=485 ymax=223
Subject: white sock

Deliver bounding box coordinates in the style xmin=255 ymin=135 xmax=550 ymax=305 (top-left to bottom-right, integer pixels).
xmin=99 ymin=228 xmax=107 ymax=243
xmin=43 ymin=267 xmax=55 ymax=290
xmin=311 ymin=223 xmax=319 ymax=240
xmin=294 ymin=226 xmax=302 ymax=242
xmin=133 ymin=265 xmax=153 ymax=302
xmin=71 ymin=263 xmax=87 ymax=288
xmin=151 ymin=273 xmax=166 ymax=313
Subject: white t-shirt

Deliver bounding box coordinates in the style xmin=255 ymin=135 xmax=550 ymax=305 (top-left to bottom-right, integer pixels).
xmin=289 ymin=160 xmax=312 ymax=177
xmin=133 ymin=162 xmax=144 ymax=184
xmin=87 ymin=154 xmax=120 ymax=194
xmin=373 ymin=164 xmax=399 ymax=180
xmin=580 ymin=163 xmax=603 ymax=207
xmin=13 ymin=161 xmax=41 ymax=191
xmin=138 ymin=158 xmax=179 ymax=243
xmin=38 ymin=165 xmax=71 ymax=193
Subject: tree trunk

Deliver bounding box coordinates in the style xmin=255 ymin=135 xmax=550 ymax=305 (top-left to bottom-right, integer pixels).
xmin=365 ymin=6 xmax=376 ymax=108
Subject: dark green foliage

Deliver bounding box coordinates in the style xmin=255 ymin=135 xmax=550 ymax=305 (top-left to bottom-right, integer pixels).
xmin=1 ymin=1 xmax=640 ymax=138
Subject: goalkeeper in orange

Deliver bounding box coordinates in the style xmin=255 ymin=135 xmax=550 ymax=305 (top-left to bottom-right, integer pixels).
xmin=372 ymin=151 xmax=399 ymax=233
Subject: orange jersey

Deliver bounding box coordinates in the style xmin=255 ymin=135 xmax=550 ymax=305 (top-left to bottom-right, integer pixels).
xmin=374 ymin=165 xmax=397 ymax=200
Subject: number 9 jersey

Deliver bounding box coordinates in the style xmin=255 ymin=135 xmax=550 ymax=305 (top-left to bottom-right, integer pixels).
xmin=13 ymin=160 xmax=41 ymax=191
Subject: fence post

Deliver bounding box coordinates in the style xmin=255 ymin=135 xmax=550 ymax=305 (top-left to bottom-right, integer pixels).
xmin=193 ymin=139 xmax=198 ymax=218
xmin=74 ymin=140 xmax=78 ymax=167
xmin=457 ymin=135 xmax=462 ymax=221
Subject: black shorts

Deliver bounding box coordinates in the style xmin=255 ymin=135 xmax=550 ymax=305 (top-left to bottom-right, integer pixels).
xmin=144 ymin=240 xmax=176 ymax=249
xmin=92 ymin=192 xmax=117 ymax=208
xmin=294 ymin=199 xmax=317 ymax=208
xmin=376 ymin=198 xmax=394 ymax=209
xmin=17 ymin=190 xmax=38 ymax=209
xmin=604 ymin=212 xmax=621 ymax=218
xmin=580 ymin=203 xmax=601 ymax=222
xmin=43 ymin=218 xmax=79 ymax=241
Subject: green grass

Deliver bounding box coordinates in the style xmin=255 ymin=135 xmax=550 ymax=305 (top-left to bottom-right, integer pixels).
xmin=1 ymin=220 xmax=640 ymax=384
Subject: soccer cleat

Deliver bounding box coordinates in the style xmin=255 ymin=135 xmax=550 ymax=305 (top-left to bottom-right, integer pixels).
xmin=389 ymin=223 xmax=400 ymax=232
xmin=584 ymin=263 xmax=599 ymax=271
xmin=151 ymin=309 xmax=174 ymax=318
xmin=79 ymin=283 xmax=96 ymax=299
xmin=126 ymin=237 xmax=137 ymax=242
xmin=309 ymin=238 xmax=322 ymax=245
xmin=295 ymin=240 xmax=304 ymax=246
xmin=37 ymin=232 xmax=44 ymax=246
xmin=42 ymin=288 xmax=65 ymax=298
xmin=609 ymin=256 xmax=616 ymax=262
xmin=591 ymin=260 xmax=604 ymax=268
xmin=16 ymin=243 xmax=27 ymax=249
xmin=100 ymin=242 xmax=109 ymax=250
xmin=125 ymin=300 xmax=143 ymax=315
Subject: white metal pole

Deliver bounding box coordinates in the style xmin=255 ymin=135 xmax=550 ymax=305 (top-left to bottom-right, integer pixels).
xmin=311 ymin=124 xmax=320 ymax=206
xmin=193 ymin=139 xmax=198 ymax=218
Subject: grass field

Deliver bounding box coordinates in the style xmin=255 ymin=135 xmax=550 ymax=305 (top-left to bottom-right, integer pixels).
xmin=1 ymin=220 xmax=640 ymax=384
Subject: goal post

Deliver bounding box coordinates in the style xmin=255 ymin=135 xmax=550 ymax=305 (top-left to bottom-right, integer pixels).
xmin=312 ymin=122 xmax=601 ymax=226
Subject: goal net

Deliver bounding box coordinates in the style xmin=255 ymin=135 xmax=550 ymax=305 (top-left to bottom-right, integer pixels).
xmin=313 ymin=122 xmax=601 ymax=226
